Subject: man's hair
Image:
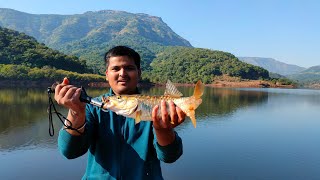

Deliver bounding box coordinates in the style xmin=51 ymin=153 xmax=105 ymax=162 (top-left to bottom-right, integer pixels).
xmin=104 ymin=46 xmax=141 ymax=69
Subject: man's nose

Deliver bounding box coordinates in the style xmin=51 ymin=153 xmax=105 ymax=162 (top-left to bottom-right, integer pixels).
xmin=119 ymin=68 xmax=127 ymax=77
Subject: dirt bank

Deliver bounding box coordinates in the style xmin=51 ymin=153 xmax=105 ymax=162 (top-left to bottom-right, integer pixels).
xmin=209 ymin=80 xmax=295 ymax=88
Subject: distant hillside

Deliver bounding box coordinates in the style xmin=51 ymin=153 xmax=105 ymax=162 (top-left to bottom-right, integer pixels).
xmin=0 ymin=26 xmax=104 ymax=82
xmin=0 ymin=25 xmax=273 ymax=84
xmin=1 ymin=8 xmax=290 ymax=85
xmin=0 ymin=8 xmax=191 ymax=48
xmin=146 ymin=47 xmax=270 ymax=83
xmin=0 ymin=8 xmax=192 ymax=73
xmin=0 ymin=26 xmax=88 ymax=72
xmin=238 ymin=57 xmax=306 ymax=75
xmin=288 ymin=65 xmax=320 ymax=83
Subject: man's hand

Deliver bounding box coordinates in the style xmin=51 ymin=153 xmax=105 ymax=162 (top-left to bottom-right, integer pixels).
xmin=152 ymin=100 xmax=186 ymax=146
xmin=54 ymin=78 xmax=86 ymax=135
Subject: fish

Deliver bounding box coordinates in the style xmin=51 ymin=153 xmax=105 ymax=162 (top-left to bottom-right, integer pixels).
xmin=102 ymin=80 xmax=204 ymax=128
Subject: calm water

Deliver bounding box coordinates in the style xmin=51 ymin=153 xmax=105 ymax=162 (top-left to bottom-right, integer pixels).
xmin=1 ymin=86 xmax=320 ymax=180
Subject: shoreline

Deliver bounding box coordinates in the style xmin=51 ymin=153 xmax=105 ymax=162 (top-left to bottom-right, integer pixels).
xmin=207 ymin=80 xmax=295 ymax=89
xmin=0 ymin=79 xmax=313 ymax=89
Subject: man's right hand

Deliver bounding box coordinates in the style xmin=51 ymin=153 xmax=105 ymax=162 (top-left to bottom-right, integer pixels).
xmin=54 ymin=77 xmax=86 ymax=135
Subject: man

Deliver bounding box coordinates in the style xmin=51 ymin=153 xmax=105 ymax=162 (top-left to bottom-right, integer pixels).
xmin=55 ymin=46 xmax=185 ymax=179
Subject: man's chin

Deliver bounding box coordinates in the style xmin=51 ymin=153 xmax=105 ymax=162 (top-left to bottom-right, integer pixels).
xmin=114 ymin=87 xmax=131 ymax=95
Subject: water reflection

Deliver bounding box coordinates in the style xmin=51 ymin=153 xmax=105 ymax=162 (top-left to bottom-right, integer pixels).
xmin=0 ymin=87 xmax=268 ymax=151
xmin=0 ymin=87 xmax=108 ymax=151
xmin=200 ymin=87 xmax=268 ymax=117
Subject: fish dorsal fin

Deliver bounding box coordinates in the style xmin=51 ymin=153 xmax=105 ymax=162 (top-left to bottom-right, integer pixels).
xmin=164 ymin=80 xmax=183 ymax=97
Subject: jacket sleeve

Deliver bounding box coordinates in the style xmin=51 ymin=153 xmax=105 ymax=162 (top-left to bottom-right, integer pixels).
xmin=57 ymin=104 xmax=95 ymax=159
xmin=153 ymin=131 xmax=183 ymax=163
xmin=58 ymin=129 xmax=90 ymax=159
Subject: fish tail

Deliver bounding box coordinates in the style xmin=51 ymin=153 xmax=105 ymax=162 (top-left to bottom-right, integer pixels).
xmin=193 ymin=80 xmax=205 ymax=99
xmin=189 ymin=80 xmax=204 ymax=127
xmin=180 ymin=80 xmax=204 ymax=128
xmin=189 ymin=110 xmax=197 ymax=128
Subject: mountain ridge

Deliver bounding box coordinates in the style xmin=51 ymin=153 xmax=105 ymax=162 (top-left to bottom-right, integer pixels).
xmin=0 ymin=8 xmax=192 ymax=48
xmin=238 ymin=57 xmax=306 ymax=76
xmin=0 ymin=8 xmax=300 ymax=86
xmin=288 ymin=65 xmax=320 ymax=83
xmin=0 ymin=25 xmax=271 ymax=84
xmin=0 ymin=8 xmax=192 ymax=73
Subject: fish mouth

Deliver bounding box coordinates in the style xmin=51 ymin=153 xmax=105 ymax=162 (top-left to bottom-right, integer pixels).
xmin=101 ymin=96 xmax=109 ymax=109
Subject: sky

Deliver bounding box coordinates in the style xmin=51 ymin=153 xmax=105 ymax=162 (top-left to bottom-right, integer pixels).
xmin=0 ymin=0 xmax=319 ymax=68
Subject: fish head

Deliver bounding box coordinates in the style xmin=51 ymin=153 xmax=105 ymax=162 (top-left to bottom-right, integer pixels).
xmin=102 ymin=95 xmax=138 ymax=116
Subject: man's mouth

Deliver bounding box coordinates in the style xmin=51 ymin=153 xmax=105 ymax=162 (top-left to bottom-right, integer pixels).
xmin=117 ymin=79 xmax=129 ymax=83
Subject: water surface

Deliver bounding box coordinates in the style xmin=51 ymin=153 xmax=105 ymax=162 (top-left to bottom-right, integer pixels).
xmin=1 ymin=87 xmax=320 ymax=179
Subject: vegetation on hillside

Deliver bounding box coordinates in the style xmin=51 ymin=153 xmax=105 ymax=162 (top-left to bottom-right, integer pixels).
xmin=0 ymin=8 xmax=191 ymax=73
xmin=145 ymin=47 xmax=270 ymax=84
xmin=287 ymin=66 xmax=320 ymax=85
xmin=0 ymin=23 xmax=297 ymax=87
xmin=0 ymin=27 xmax=104 ymax=82
xmin=0 ymin=64 xmax=104 ymax=82
xmin=0 ymin=27 xmax=89 ymax=72
xmin=63 ymin=35 xmax=160 ymax=74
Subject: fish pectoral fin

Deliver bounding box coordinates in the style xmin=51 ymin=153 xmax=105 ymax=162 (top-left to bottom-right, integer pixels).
xmin=135 ymin=110 xmax=142 ymax=124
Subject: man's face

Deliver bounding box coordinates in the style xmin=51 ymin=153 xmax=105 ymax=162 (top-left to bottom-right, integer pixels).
xmin=106 ymin=56 xmax=141 ymax=95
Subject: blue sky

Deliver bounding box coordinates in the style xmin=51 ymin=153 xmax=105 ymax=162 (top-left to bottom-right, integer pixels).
xmin=0 ymin=0 xmax=319 ymax=68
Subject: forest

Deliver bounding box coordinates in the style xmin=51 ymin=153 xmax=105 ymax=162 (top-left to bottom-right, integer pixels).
xmin=0 ymin=26 xmax=296 ymax=86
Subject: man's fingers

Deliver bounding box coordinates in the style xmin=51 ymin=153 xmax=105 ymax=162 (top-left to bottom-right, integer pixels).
xmin=152 ymin=105 xmax=159 ymax=121
xmin=169 ymin=101 xmax=178 ymax=125
xmin=54 ymin=84 xmax=67 ymax=104
xmin=176 ymin=107 xmax=186 ymax=125
xmin=152 ymin=105 xmax=163 ymax=129
xmin=62 ymin=77 xmax=70 ymax=85
xmin=65 ymin=87 xmax=79 ymax=100
xmin=161 ymin=100 xmax=169 ymax=127
xmin=58 ymin=85 xmax=72 ymax=97
xmin=54 ymin=84 xmax=78 ymax=105
xmin=153 ymin=101 xmax=186 ymax=130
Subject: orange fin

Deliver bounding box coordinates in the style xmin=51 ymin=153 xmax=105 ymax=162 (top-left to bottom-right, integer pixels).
xmin=188 ymin=109 xmax=197 ymax=128
xmin=193 ymin=80 xmax=204 ymax=99
xmin=135 ymin=110 xmax=142 ymax=124
xmin=164 ymin=80 xmax=183 ymax=97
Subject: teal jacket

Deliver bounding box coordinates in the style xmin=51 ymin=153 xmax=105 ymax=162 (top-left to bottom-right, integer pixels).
xmin=58 ymin=89 xmax=183 ymax=180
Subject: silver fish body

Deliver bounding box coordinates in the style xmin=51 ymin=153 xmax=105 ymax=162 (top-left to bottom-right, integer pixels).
xmin=102 ymin=80 xmax=204 ymax=128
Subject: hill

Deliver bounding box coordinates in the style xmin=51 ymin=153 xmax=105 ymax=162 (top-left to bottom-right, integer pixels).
xmin=238 ymin=57 xmax=306 ymax=75
xmin=0 ymin=8 xmax=192 ymax=73
xmin=0 ymin=8 xmax=191 ymax=48
xmin=146 ymin=47 xmax=270 ymax=84
xmin=0 ymin=26 xmax=104 ymax=83
xmin=0 ymin=26 xmax=271 ymax=84
xmin=0 ymin=26 xmax=88 ymax=72
xmin=1 ymin=8 xmax=296 ymax=86
xmin=288 ymin=65 xmax=320 ymax=84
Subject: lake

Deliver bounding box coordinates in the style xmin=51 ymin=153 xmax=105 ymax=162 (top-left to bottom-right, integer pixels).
xmin=1 ymin=86 xmax=320 ymax=179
